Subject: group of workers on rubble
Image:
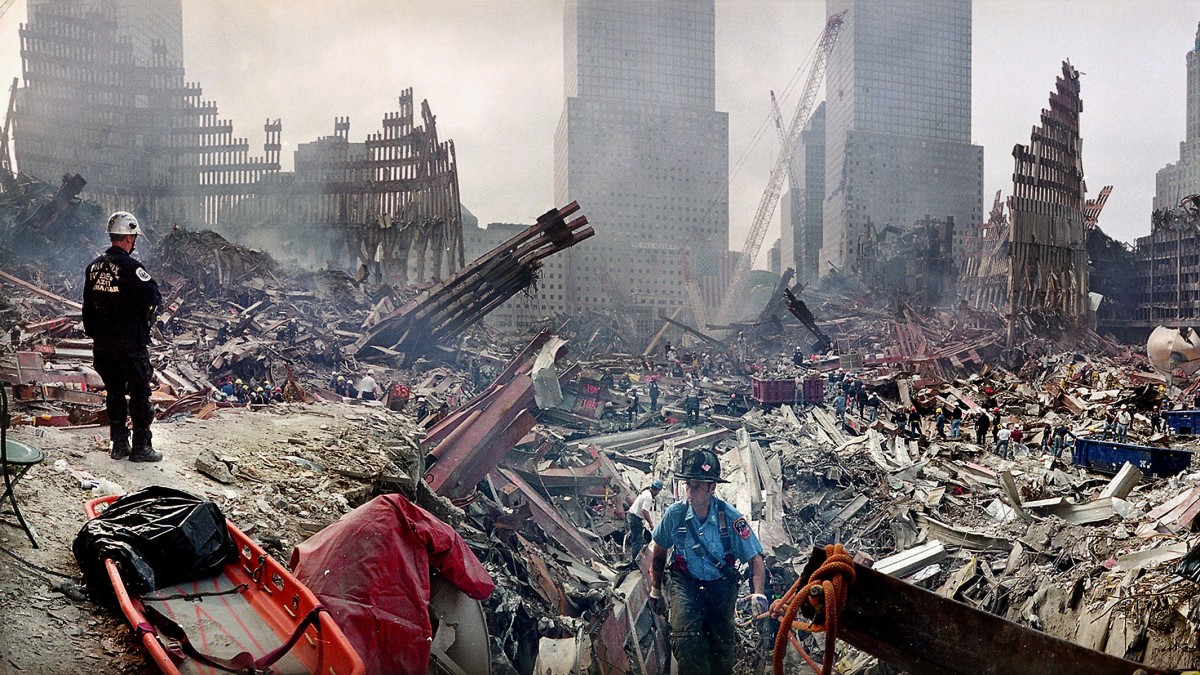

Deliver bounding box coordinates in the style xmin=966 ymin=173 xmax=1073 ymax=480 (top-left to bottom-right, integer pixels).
xmin=215 ymin=376 xmax=285 ymax=404
xmin=622 ymin=371 xmax=1186 ymax=672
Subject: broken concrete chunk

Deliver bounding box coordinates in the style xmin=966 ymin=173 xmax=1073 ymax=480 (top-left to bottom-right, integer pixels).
xmin=195 ymin=448 xmax=236 ymax=484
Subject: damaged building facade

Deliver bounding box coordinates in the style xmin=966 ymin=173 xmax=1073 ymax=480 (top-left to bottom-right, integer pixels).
xmin=11 ymin=0 xmax=462 ymax=284
xmin=959 ymin=62 xmax=1091 ymax=345
xmin=1004 ymin=61 xmax=1090 ymax=343
xmin=817 ymin=0 xmax=983 ymax=281
xmin=1107 ymin=25 xmax=1200 ymax=341
xmin=551 ymin=0 xmax=733 ymax=335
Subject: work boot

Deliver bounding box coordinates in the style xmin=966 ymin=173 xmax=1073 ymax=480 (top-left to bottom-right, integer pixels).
xmin=130 ymin=429 xmax=162 ymax=463
xmin=110 ymin=425 xmax=130 ymax=460
xmin=130 ymin=445 xmax=163 ymax=463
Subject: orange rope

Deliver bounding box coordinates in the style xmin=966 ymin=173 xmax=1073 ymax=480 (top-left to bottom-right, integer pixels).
xmin=770 ymin=544 xmax=856 ymax=675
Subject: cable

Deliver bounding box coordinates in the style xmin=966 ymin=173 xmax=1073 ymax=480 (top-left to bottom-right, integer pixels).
xmin=0 ymin=541 xmax=80 ymax=580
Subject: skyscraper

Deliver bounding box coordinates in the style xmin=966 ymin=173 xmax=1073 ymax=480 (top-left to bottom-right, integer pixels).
xmin=1155 ymin=23 xmax=1200 ymax=211
xmin=555 ymin=0 xmax=729 ymax=333
xmin=820 ymin=0 xmax=983 ymax=278
xmin=781 ymin=102 xmax=826 ymax=286
xmin=15 ymin=0 xmax=188 ymax=194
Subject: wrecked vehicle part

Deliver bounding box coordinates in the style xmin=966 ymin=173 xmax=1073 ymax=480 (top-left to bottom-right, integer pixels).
xmin=1146 ymin=326 xmax=1200 ymax=379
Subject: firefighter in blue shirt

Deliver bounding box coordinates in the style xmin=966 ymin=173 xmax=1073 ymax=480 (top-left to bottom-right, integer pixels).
xmin=649 ymin=449 xmax=766 ymax=674
xmin=83 ymin=211 xmax=162 ymax=462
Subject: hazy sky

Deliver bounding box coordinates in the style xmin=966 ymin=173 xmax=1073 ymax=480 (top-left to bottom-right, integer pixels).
xmin=1 ymin=1 xmax=1197 ymax=266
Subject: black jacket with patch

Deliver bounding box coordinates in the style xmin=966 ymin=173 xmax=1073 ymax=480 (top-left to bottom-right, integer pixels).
xmin=83 ymin=246 xmax=161 ymax=348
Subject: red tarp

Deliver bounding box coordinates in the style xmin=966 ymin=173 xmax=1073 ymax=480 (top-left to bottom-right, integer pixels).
xmin=290 ymin=494 xmax=494 ymax=675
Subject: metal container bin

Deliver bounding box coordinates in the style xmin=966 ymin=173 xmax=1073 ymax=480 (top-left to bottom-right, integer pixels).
xmin=1072 ymin=436 xmax=1192 ymax=478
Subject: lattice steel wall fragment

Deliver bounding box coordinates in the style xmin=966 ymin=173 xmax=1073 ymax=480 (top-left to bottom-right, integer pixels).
xmin=1005 ymin=61 xmax=1089 ymax=344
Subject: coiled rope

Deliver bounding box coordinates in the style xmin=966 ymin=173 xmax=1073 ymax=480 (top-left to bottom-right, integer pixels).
xmin=770 ymin=543 xmax=856 ymax=675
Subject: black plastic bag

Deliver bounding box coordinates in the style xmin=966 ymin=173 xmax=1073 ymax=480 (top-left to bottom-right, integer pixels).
xmin=1177 ymin=541 xmax=1200 ymax=583
xmin=73 ymin=485 xmax=236 ymax=601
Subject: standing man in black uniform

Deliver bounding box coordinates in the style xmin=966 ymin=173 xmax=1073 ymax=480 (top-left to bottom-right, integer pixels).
xmin=83 ymin=211 xmax=163 ymax=462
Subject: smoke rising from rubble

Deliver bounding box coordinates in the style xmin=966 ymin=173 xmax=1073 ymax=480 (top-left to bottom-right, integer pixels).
xmin=0 ymin=2 xmax=1196 ymax=257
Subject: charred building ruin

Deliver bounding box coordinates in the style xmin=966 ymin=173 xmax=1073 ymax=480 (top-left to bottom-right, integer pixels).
xmin=1004 ymin=61 xmax=1090 ymax=343
xmin=10 ymin=0 xmax=462 ymax=284
xmin=959 ymin=62 xmax=1091 ymax=343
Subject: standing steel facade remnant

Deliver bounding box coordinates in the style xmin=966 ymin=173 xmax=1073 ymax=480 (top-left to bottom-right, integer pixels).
xmin=222 ymin=90 xmax=464 ymax=284
xmin=959 ymin=191 xmax=1012 ymax=314
xmin=352 ymin=203 xmax=592 ymax=362
xmin=1005 ymin=61 xmax=1090 ymax=345
xmin=13 ymin=2 xmax=460 ymax=285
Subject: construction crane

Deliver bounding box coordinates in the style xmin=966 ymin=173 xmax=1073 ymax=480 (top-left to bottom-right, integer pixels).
xmin=0 ymin=0 xmax=16 ymax=22
xmin=0 ymin=78 xmax=16 ymax=188
xmin=770 ymin=90 xmax=799 ymax=195
xmin=713 ymin=11 xmax=846 ymax=328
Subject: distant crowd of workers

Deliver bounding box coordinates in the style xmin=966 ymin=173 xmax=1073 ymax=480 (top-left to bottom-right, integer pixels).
xmin=824 ymin=367 xmax=1178 ymax=463
xmin=623 ymin=338 xmax=1180 ymax=465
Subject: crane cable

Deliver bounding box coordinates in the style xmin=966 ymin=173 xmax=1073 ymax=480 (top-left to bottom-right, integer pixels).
xmin=770 ymin=543 xmax=856 ymax=675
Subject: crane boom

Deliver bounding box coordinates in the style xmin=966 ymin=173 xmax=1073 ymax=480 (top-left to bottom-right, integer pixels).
xmin=713 ymin=11 xmax=845 ymax=327
xmin=0 ymin=78 xmax=17 ymax=182
xmin=770 ymin=90 xmax=798 ymax=194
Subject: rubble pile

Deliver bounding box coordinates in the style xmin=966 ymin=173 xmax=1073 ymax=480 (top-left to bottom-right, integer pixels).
xmin=0 ymin=172 xmax=103 ymax=273
xmin=5 ymin=188 xmax=1200 ymax=672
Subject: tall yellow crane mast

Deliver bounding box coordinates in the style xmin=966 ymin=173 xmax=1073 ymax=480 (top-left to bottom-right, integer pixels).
xmin=713 ymin=11 xmax=846 ymax=328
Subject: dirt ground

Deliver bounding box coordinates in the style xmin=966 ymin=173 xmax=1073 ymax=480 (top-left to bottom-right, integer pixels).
xmin=0 ymin=400 xmax=402 ymax=674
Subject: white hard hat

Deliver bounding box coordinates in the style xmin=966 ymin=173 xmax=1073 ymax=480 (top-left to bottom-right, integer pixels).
xmin=106 ymin=211 xmax=144 ymax=236
xmin=367 ymin=369 xmax=375 ymax=376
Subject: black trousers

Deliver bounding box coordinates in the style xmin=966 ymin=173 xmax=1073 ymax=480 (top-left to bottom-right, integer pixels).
xmin=627 ymin=513 xmax=646 ymax=561
xmin=93 ymin=344 xmax=154 ymax=444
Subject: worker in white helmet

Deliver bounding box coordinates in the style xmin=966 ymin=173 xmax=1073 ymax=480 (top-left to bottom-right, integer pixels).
xmin=357 ymin=368 xmax=380 ymax=401
xmin=83 ymin=211 xmax=162 ymax=462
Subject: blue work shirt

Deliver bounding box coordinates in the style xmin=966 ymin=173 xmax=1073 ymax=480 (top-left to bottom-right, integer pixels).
xmin=652 ymin=496 xmax=764 ymax=581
